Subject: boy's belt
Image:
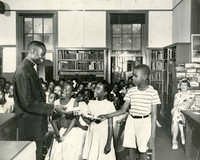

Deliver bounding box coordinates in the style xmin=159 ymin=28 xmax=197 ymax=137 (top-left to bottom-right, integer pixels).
xmin=130 ymin=114 xmax=150 ymax=119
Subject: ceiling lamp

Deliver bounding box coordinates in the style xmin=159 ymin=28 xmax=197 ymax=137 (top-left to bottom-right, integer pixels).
xmin=0 ymin=1 xmax=5 ymax=14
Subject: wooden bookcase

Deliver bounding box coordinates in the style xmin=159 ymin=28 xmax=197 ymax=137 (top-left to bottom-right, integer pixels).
xmin=54 ymin=48 xmax=107 ymax=80
xmin=149 ymin=47 xmax=176 ymax=120
xmin=149 ymin=48 xmax=166 ymax=117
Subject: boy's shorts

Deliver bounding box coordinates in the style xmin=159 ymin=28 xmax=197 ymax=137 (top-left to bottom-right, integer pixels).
xmin=123 ymin=115 xmax=151 ymax=153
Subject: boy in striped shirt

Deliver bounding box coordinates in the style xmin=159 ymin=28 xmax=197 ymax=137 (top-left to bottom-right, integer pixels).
xmin=99 ymin=64 xmax=160 ymax=160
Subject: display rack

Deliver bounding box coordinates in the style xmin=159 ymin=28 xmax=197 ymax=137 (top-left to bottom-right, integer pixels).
xmin=54 ymin=48 xmax=107 ymax=80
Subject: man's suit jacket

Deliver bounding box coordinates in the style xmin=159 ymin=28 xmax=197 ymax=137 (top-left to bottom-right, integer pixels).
xmin=13 ymin=58 xmax=53 ymax=140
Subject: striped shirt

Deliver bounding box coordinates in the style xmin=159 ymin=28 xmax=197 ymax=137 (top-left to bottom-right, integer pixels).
xmin=124 ymin=85 xmax=161 ymax=116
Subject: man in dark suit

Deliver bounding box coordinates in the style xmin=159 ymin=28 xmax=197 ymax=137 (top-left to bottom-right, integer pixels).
xmin=13 ymin=41 xmax=60 ymax=160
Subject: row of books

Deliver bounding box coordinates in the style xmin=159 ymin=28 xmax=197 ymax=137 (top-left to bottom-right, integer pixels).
xmin=151 ymin=61 xmax=166 ymax=70
xmin=166 ymin=48 xmax=176 ymax=60
xmin=59 ymin=61 xmax=104 ymax=71
xmin=151 ymin=49 xmax=176 ymax=60
xmin=57 ymin=50 xmax=104 ymax=60
xmin=151 ymin=50 xmax=164 ymax=60
xmin=150 ymin=72 xmax=165 ymax=81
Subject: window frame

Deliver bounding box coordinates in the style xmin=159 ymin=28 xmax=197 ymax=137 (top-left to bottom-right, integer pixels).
xmin=16 ymin=11 xmax=58 ymax=65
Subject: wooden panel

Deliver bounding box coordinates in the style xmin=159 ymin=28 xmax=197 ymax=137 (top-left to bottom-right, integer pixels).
xmin=58 ymin=11 xmax=84 ymax=47
xmin=191 ymin=0 xmax=200 ymax=34
xmin=58 ymin=11 xmax=106 ymax=48
xmin=183 ymin=111 xmax=200 ymax=160
xmin=84 ymin=11 xmax=106 ymax=47
xmin=176 ymin=43 xmax=191 ymax=64
xmin=0 ymin=141 xmax=36 ymax=160
xmin=148 ymin=11 xmax=172 ymax=48
xmin=0 ymin=12 xmax=16 ymax=45
xmin=2 ymin=47 xmax=16 ymax=73
xmin=172 ymin=0 xmax=191 ymax=43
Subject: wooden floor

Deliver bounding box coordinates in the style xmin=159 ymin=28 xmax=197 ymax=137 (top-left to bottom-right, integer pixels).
xmin=117 ymin=126 xmax=187 ymax=160
xmin=155 ymin=127 xmax=186 ymax=160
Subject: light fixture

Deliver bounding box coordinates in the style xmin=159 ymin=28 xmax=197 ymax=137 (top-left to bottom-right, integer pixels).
xmin=0 ymin=1 xmax=5 ymax=14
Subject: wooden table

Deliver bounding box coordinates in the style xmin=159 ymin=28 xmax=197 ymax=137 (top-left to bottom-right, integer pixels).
xmin=182 ymin=110 xmax=200 ymax=160
xmin=0 ymin=141 xmax=36 ymax=160
xmin=0 ymin=113 xmax=19 ymax=140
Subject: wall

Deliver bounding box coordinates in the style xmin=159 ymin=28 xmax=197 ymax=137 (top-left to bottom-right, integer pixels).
xmin=148 ymin=11 xmax=173 ymax=48
xmin=0 ymin=12 xmax=16 ymax=81
xmin=0 ymin=0 xmax=173 ymax=48
xmin=0 ymin=12 xmax=16 ymax=45
xmin=4 ymin=0 xmax=172 ymax=10
xmin=58 ymin=11 xmax=106 ymax=47
xmin=0 ymin=0 xmax=173 ymax=80
xmin=1 ymin=47 xmax=16 ymax=82
xmin=172 ymin=0 xmax=191 ymax=43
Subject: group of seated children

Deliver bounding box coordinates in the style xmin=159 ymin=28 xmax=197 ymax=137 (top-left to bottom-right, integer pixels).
xmin=0 ymin=82 xmax=14 ymax=113
xmin=43 ymin=64 xmax=161 ymax=160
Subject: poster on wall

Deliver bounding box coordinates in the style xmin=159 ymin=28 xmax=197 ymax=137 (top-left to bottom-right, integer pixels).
xmin=191 ymin=34 xmax=200 ymax=62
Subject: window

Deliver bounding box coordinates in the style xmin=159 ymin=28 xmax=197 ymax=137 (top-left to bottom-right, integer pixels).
xmin=17 ymin=13 xmax=57 ymax=62
xmin=112 ymin=24 xmax=142 ymax=50
xmin=17 ymin=12 xmax=57 ymax=81
xmin=110 ymin=13 xmax=146 ymax=82
xmin=23 ymin=16 xmax=54 ymax=51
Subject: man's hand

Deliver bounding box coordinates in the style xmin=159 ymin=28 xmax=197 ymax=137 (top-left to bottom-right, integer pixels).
xmin=98 ymin=114 xmax=110 ymax=120
xmin=104 ymin=143 xmax=111 ymax=154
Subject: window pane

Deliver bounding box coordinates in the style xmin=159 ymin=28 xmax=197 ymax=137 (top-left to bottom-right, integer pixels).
xmin=112 ymin=24 xmax=121 ymax=34
xmin=24 ymin=18 xmax=32 ymax=33
xmin=132 ymin=35 xmax=141 ymax=50
xmin=24 ymin=34 xmax=33 ymax=49
xmin=132 ymin=24 xmax=141 ymax=34
xmin=44 ymin=34 xmax=53 ymax=50
xmin=44 ymin=18 xmax=53 ymax=33
xmin=34 ymin=18 xmax=43 ymax=33
xmin=122 ymin=34 xmax=132 ymax=50
xmin=34 ymin=34 xmax=43 ymax=42
xmin=112 ymin=35 xmax=121 ymax=50
xmin=122 ymin=24 xmax=132 ymax=34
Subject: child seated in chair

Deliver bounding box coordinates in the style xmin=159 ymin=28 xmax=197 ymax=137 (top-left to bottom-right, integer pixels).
xmin=171 ymin=79 xmax=195 ymax=150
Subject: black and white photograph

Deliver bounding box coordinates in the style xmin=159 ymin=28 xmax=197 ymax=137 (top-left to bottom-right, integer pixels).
xmin=0 ymin=0 xmax=200 ymax=160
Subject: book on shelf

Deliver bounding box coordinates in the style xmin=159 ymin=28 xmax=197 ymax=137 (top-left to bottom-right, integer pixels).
xmin=57 ymin=49 xmax=105 ymax=72
xmin=151 ymin=61 xmax=165 ymax=70
xmin=151 ymin=50 xmax=164 ymax=60
xmin=151 ymin=72 xmax=163 ymax=81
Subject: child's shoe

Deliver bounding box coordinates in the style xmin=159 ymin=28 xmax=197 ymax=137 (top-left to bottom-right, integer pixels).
xmin=172 ymin=142 xmax=178 ymax=150
xmin=139 ymin=153 xmax=150 ymax=160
